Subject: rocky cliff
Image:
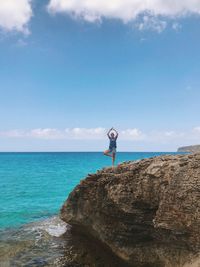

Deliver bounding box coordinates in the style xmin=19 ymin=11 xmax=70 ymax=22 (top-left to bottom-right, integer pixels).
xmin=178 ymin=145 xmax=200 ymax=153
xmin=60 ymin=154 xmax=200 ymax=267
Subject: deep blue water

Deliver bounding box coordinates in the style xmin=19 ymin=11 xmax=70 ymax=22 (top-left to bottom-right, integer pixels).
xmin=0 ymin=152 xmax=180 ymax=230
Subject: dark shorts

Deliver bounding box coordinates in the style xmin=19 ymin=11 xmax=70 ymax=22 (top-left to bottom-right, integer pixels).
xmin=108 ymin=147 xmax=116 ymax=154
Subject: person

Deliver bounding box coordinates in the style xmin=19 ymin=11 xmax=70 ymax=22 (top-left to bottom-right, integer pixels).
xmin=104 ymin=127 xmax=118 ymax=166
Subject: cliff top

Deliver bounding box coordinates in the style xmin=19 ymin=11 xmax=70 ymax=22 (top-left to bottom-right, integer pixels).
xmin=60 ymin=153 xmax=200 ymax=267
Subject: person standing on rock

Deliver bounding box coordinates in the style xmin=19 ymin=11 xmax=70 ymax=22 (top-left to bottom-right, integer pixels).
xmin=104 ymin=127 xmax=118 ymax=166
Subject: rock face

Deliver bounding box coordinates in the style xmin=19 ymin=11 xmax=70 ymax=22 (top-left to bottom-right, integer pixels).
xmin=60 ymin=154 xmax=200 ymax=267
xmin=178 ymin=145 xmax=200 ymax=153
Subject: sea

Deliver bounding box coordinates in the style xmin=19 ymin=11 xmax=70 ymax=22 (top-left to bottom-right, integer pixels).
xmin=0 ymin=152 xmax=182 ymax=267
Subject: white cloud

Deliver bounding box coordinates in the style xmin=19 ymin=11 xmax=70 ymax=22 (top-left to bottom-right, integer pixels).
xmin=136 ymin=15 xmax=167 ymax=33
xmin=47 ymin=0 xmax=200 ymax=32
xmin=172 ymin=22 xmax=182 ymax=31
xmin=29 ymin=128 xmax=64 ymax=139
xmin=66 ymin=127 xmax=106 ymax=139
xmin=1 ymin=127 xmax=200 ymax=148
xmin=121 ymin=128 xmax=144 ymax=140
xmin=0 ymin=128 xmax=62 ymax=139
xmin=0 ymin=127 xmax=144 ymax=140
xmin=0 ymin=0 xmax=32 ymax=33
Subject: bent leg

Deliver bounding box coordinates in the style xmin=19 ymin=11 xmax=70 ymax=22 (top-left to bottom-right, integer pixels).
xmin=104 ymin=150 xmax=112 ymax=157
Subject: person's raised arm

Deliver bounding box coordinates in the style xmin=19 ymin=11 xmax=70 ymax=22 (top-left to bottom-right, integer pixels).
xmin=113 ymin=128 xmax=119 ymax=139
xmin=107 ymin=128 xmax=113 ymax=139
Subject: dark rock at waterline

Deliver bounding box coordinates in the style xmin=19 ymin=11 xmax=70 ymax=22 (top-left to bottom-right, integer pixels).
xmin=60 ymin=153 xmax=200 ymax=267
xmin=56 ymin=227 xmax=130 ymax=267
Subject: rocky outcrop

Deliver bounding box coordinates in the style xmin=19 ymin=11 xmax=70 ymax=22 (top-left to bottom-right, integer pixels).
xmin=60 ymin=154 xmax=200 ymax=267
xmin=178 ymin=145 xmax=200 ymax=153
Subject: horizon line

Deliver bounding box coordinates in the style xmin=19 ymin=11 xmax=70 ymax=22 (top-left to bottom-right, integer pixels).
xmin=0 ymin=151 xmax=178 ymax=153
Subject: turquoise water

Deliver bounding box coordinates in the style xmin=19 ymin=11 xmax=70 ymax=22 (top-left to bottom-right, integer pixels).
xmin=0 ymin=152 xmax=180 ymax=230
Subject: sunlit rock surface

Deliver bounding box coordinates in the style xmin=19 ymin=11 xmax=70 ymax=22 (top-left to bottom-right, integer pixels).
xmin=61 ymin=154 xmax=200 ymax=267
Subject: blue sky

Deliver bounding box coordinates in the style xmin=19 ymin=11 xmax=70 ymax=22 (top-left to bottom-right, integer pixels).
xmin=0 ymin=0 xmax=200 ymax=151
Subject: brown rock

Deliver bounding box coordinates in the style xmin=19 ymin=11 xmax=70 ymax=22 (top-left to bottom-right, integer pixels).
xmin=177 ymin=145 xmax=200 ymax=153
xmin=60 ymin=154 xmax=200 ymax=267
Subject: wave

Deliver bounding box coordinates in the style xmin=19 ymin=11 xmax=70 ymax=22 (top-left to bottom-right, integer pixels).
xmin=24 ymin=216 xmax=70 ymax=238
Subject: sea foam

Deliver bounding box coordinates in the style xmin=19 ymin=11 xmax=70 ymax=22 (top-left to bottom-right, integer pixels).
xmin=27 ymin=216 xmax=70 ymax=237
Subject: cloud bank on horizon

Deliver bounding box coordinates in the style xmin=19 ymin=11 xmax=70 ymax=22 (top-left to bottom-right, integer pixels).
xmin=1 ymin=127 xmax=200 ymax=145
xmin=1 ymin=0 xmax=200 ymax=33
xmin=0 ymin=128 xmax=143 ymax=140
